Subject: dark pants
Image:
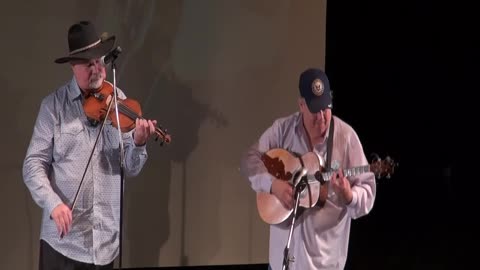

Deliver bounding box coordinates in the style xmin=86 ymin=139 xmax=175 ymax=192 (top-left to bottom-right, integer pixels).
xmin=39 ymin=240 xmax=114 ymax=270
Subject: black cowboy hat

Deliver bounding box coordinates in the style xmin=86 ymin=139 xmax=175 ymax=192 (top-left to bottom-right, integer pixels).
xmin=54 ymin=21 xmax=115 ymax=64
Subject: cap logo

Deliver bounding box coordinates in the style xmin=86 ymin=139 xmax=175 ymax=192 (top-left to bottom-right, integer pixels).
xmin=312 ymin=78 xmax=324 ymax=96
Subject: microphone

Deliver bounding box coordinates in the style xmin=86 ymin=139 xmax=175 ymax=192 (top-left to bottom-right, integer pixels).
xmin=314 ymin=170 xmax=326 ymax=184
xmin=101 ymin=46 xmax=122 ymax=66
xmin=293 ymin=168 xmax=308 ymax=187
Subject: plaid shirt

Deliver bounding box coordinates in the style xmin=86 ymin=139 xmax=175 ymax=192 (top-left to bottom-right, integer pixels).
xmin=23 ymin=77 xmax=148 ymax=265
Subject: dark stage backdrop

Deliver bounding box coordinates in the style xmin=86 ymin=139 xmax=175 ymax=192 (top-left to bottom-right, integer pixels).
xmin=0 ymin=1 xmax=327 ymax=270
xmin=325 ymin=1 xmax=479 ymax=270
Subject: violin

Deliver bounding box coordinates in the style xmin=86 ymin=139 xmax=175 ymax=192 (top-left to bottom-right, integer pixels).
xmin=82 ymin=80 xmax=171 ymax=145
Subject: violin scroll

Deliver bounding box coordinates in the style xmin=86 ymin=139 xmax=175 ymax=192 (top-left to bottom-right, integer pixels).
xmin=153 ymin=125 xmax=171 ymax=145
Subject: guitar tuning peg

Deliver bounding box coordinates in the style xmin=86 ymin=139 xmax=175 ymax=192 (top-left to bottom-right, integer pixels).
xmin=370 ymin=153 xmax=380 ymax=162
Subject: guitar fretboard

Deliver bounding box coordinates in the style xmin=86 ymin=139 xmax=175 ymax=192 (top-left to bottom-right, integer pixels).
xmin=321 ymin=165 xmax=370 ymax=181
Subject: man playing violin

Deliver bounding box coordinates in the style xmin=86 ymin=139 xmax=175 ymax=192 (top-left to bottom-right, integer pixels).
xmin=240 ymin=68 xmax=376 ymax=270
xmin=22 ymin=21 xmax=158 ymax=270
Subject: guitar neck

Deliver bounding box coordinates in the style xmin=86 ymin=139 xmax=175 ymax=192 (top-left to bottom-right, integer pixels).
xmin=322 ymin=165 xmax=371 ymax=181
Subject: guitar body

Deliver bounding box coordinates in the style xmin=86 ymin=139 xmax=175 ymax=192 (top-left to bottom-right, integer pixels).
xmin=257 ymin=148 xmax=324 ymax=225
xmin=256 ymin=148 xmax=398 ymax=225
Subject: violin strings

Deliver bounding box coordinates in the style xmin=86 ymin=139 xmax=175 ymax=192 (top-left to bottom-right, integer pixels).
xmin=117 ymin=103 xmax=141 ymax=121
xmin=116 ymin=103 xmax=166 ymax=138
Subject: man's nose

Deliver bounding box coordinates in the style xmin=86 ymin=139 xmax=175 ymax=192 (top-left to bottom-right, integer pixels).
xmin=315 ymin=110 xmax=324 ymax=118
xmin=90 ymin=60 xmax=104 ymax=71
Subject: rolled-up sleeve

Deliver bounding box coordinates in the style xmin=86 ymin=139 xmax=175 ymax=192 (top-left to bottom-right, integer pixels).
xmin=240 ymin=121 xmax=281 ymax=193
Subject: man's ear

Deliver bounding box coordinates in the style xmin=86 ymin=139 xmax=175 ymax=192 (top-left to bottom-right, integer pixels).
xmin=298 ymin=97 xmax=305 ymax=110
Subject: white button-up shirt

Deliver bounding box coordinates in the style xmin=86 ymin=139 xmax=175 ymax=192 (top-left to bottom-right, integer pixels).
xmin=240 ymin=112 xmax=376 ymax=270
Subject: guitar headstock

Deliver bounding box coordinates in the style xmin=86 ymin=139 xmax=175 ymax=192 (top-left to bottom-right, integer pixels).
xmin=369 ymin=153 xmax=398 ymax=179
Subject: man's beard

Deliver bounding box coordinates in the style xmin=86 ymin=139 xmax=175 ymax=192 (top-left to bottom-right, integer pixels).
xmin=88 ymin=74 xmax=103 ymax=89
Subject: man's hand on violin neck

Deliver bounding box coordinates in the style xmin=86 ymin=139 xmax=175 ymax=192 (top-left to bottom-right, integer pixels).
xmin=134 ymin=118 xmax=157 ymax=146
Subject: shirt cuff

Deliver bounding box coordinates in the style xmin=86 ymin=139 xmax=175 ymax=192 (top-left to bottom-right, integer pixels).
xmin=346 ymin=190 xmax=358 ymax=208
xmin=258 ymin=173 xmax=273 ymax=193
xmin=46 ymin=194 xmax=63 ymax=218
xmin=134 ymin=142 xmax=147 ymax=150
xmin=130 ymin=142 xmax=147 ymax=161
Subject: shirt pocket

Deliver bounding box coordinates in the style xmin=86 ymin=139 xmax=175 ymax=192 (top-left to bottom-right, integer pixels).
xmin=54 ymin=118 xmax=85 ymax=159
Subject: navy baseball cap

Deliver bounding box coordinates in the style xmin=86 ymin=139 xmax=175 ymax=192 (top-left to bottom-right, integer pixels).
xmin=299 ymin=68 xmax=333 ymax=113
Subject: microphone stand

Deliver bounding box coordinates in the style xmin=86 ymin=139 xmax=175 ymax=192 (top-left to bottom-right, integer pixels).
xmin=110 ymin=58 xmax=126 ymax=270
xmin=282 ymin=168 xmax=308 ymax=270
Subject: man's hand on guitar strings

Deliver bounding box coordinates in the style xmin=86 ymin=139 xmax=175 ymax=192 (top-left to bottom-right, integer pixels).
xmin=271 ymin=179 xmax=294 ymax=209
xmin=331 ymin=169 xmax=353 ymax=205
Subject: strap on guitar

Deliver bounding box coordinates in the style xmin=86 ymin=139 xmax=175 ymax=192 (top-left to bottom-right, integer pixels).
xmin=317 ymin=116 xmax=334 ymax=207
xmin=326 ymin=117 xmax=335 ymax=172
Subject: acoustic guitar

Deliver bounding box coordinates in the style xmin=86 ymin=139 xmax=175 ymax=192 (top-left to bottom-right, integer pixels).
xmin=257 ymin=148 xmax=397 ymax=225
